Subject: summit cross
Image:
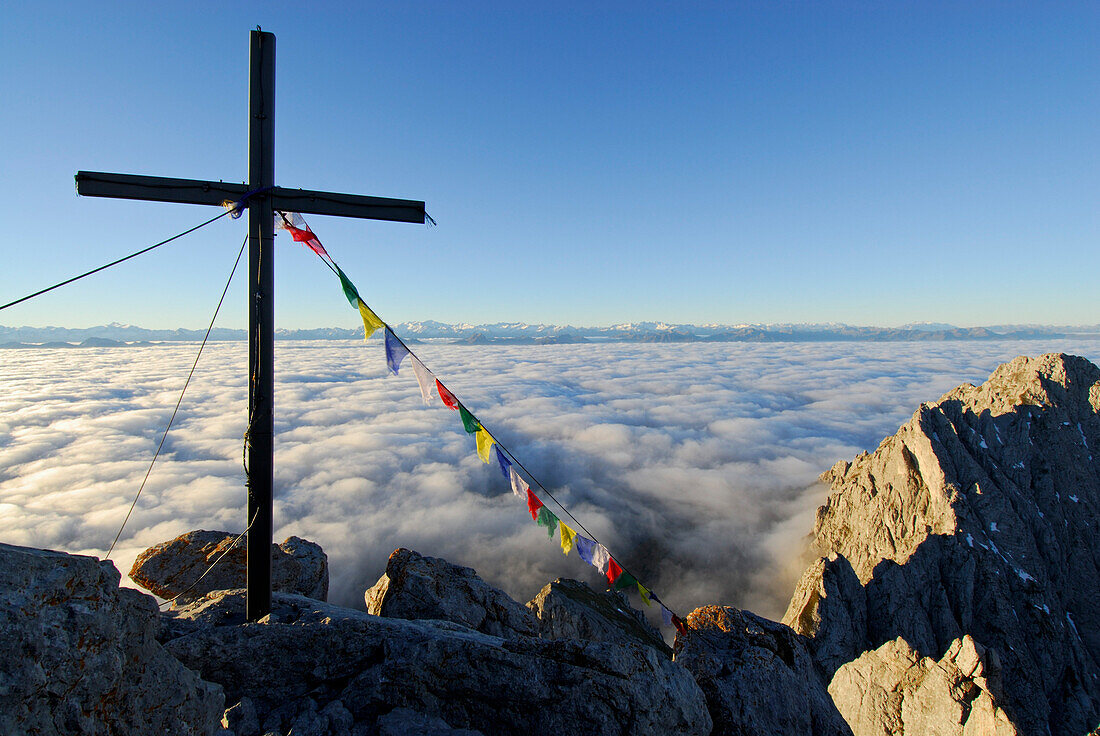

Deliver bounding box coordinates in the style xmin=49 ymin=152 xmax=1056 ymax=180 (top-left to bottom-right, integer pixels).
xmin=75 ymin=29 xmax=427 ymax=621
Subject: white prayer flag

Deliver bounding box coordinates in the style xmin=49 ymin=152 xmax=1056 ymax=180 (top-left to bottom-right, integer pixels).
xmin=509 ymin=466 xmax=529 ymax=500
xmin=410 ymin=355 xmax=437 ymax=405
xmin=591 ymin=544 xmax=611 ymax=574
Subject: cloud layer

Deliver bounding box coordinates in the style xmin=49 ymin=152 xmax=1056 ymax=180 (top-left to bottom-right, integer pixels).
xmin=3 ymin=339 xmax=1099 ymax=623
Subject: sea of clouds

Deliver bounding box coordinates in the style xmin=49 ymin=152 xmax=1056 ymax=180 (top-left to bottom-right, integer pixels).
xmin=3 ymin=338 xmax=1099 ymax=623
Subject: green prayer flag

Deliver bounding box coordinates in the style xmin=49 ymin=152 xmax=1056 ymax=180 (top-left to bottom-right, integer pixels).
xmin=536 ymin=506 xmax=558 ymax=537
xmin=458 ymin=404 xmax=480 ymax=434
xmin=614 ymin=572 xmax=638 ymax=591
xmin=335 ymin=266 xmax=361 ymax=309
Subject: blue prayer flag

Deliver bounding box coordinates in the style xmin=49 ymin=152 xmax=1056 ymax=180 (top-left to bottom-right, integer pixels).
xmin=384 ymin=329 xmax=409 ymax=376
xmin=575 ymin=536 xmax=597 ymax=567
xmin=494 ymin=446 xmax=512 ymax=479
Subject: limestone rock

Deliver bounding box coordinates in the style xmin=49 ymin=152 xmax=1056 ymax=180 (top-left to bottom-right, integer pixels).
xmin=526 ymin=577 xmax=672 ymax=657
xmin=0 ymin=542 xmax=224 ymax=736
xmin=129 ymin=530 xmax=328 ymax=603
xmin=784 ymin=553 xmax=867 ymax=678
xmin=674 ymin=605 xmax=852 ymax=736
xmin=163 ymin=589 xmax=712 ymax=736
xmin=783 ymin=353 xmax=1100 ymax=735
xmin=828 ymin=635 xmax=1018 ymax=736
xmin=365 ymin=547 xmax=538 ymax=639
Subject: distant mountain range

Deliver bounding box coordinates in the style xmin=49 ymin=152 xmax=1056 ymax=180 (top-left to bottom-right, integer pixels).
xmin=2 ymin=321 xmax=1099 ymax=348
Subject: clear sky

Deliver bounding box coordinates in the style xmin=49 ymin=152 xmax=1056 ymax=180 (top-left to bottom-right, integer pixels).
xmin=1 ymin=2 xmax=1097 ymax=330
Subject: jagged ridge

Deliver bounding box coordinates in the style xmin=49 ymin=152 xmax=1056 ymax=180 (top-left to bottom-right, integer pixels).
xmin=784 ymin=353 xmax=1100 ymax=735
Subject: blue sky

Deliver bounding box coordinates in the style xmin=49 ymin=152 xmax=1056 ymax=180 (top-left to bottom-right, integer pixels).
xmin=1 ymin=2 xmax=1097 ymax=330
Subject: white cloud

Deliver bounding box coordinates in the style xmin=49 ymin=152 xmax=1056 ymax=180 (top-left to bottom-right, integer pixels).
xmin=2 ymin=339 xmax=1098 ymax=624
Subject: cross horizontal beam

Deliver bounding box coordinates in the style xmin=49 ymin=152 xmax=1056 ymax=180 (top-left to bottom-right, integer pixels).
xmin=75 ymin=171 xmax=426 ymax=224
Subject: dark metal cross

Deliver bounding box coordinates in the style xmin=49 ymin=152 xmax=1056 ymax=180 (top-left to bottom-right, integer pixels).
xmin=75 ymin=30 xmax=426 ymax=621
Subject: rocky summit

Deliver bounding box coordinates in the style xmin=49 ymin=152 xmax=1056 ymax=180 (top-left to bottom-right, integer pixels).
xmin=783 ymin=353 xmax=1100 ymax=735
xmin=1 ymin=352 xmax=1097 ymax=735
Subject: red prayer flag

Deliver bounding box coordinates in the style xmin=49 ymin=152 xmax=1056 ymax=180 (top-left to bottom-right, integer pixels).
xmin=436 ymin=380 xmax=459 ymax=410
xmin=606 ymin=557 xmax=623 ymax=586
xmin=285 ymin=225 xmax=330 ymax=259
xmin=526 ymin=489 xmax=543 ymax=521
xmin=672 ymin=614 xmax=688 ymax=636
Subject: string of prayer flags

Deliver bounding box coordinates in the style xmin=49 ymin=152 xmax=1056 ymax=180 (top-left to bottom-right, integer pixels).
xmin=284 ymin=212 xmax=688 ymax=633
xmin=494 ymin=447 xmax=512 ymax=479
xmin=475 ymin=428 xmax=495 ymax=463
xmin=559 ymin=522 xmax=577 ymax=555
xmin=384 ymin=329 xmax=409 ymax=376
xmin=459 ymin=405 xmax=480 ymax=434
xmin=535 ymin=507 xmax=558 ymax=537
xmin=410 ymin=356 xmax=437 ymax=405
xmin=606 ymin=557 xmax=623 ymax=586
xmin=437 ymin=381 xmax=460 ymax=410
xmin=509 ymin=467 xmax=529 ymax=500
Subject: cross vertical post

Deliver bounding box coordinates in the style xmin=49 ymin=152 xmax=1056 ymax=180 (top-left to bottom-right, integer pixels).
xmin=246 ymin=29 xmax=275 ymax=622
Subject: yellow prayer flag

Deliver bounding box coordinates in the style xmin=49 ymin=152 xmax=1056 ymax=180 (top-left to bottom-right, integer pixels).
xmin=637 ymin=583 xmax=652 ymax=606
xmin=356 ymin=299 xmax=385 ymax=341
xmin=559 ymin=522 xmax=577 ymax=555
xmin=475 ymin=428 xmax=495 ymax=463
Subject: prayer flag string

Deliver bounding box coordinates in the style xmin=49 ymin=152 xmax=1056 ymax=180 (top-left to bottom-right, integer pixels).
xmin=276 ymin=210 xmax=686 ymax=633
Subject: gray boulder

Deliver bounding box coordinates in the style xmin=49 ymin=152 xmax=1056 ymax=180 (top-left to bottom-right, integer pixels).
xmin=0 ymin=542 xmax=224 ymax=735
xmin=673 ymin=604 xmax=852 ymax=736
xmin=783 ymin=353 xmax=1100 ymax=735
xmin=163 ymin=589 xmax=712 ymax=736
xmin=129 ymin=529 xmax=328 ymax=603
xmin=365 ymin=547 xmax=538 ymax=639
xmin=828 ymin=635 xmax=1018 ymax=736
xmin=526 ymin=577 xmax=672 ymax=657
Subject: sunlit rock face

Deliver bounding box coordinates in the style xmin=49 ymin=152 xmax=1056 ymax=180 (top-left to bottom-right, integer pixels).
xmin=784 ymin=354 xmax=1100 ymax=736
xmin=129 ymin=529 xmax=328 ymax=603
xmin=828 ymin=635 xmax=1019 ymax=736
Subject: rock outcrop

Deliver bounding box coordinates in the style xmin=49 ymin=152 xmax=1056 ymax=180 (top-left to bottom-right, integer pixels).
xmin=0 ymin=542 xmax=223 ymax=735
xmin=365 ymin=547 xmax=539 ymax=639
xmin=526 ymin=577 xmax=672 ymax=657
xmin=783 ymin=353 xmax=1100 ymax=735
xmin=828 ymin=635 xmax=1018 ymax=736
xmin=130 ymin=529 xmax=328 ymax=603
xmin=674 ymin=605 xmax=852 ymax=736
xmin=163 ymin=589 xmax=712 ymax=736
